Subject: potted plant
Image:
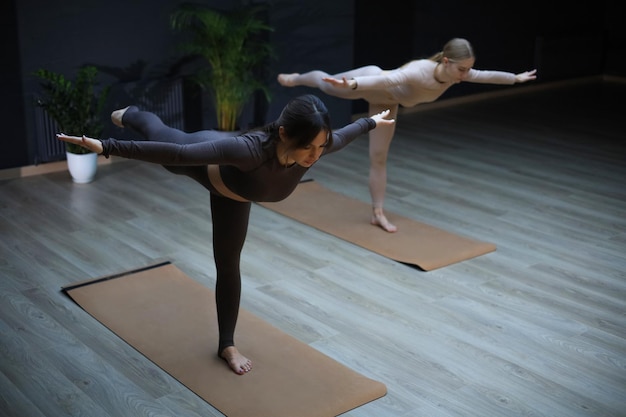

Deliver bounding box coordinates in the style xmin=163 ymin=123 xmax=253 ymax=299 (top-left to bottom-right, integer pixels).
xmin=170 ymin=3 xmax=274 ymax=131
xmin=34 ymin=66 xmax=110 ymax=183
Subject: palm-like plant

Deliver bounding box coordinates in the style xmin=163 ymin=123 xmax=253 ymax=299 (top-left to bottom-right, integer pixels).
xmin=171 ymin=4 xmax=274 ymax=131
xmin=34 ymin=66 xmax=110 ymax=154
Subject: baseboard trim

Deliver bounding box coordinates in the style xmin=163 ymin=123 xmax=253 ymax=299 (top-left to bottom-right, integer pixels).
xmin=0 ymin=155 xmax=120 ymax=181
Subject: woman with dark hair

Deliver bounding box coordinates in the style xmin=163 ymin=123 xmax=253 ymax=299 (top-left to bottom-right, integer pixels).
xmin=278 ymin=38 xmax=537 ymax=232
xmin=57 ymin=94 xmax=394 ymax=375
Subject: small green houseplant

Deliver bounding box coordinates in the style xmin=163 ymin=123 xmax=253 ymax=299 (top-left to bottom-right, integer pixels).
xmin=34 ymin=66 xmax=110 ymax=183
xmin=34 ymin=66 xmax=110 ymax=154
xmin=170 ymin=4 xmax=274 ymax=131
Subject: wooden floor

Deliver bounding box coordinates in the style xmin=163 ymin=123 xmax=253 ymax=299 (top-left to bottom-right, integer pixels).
xmin=1 ymin=78 xmax=625 ymax=417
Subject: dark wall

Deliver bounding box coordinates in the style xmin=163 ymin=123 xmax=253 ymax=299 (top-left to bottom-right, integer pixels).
xmin=2 ymin=0 xmax=28 ymax=169
xmin=267 ymin=0 xmax=354 ymax=127
xmin=14 ymin=0 xmax=225 ymax=167
xmin=5 ymin=0 xmax=354 ymax=170
xmin=352 ymin=0 xmax=416 ymax=114
xmin=3 ymin=0 xmax=624 ymax=170
xmin=353 ymin=0 xmax=624 ymax=100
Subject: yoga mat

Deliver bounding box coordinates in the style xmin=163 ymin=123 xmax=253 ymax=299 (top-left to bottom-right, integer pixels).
xmin=260 ymin=180 xmax=496 ymax=271
xmin=62 ymin=262 xmax=386 ymax=417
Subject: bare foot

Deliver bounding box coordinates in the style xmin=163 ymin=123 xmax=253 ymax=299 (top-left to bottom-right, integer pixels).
xmin=371 ymin=211 xmax=397 ymax=233
xmin=277 ymin=73 xmax=299 ymax=87
xmin=220 ymin=346 xmax=252 ymax=375
xmin=111 ymin=106 xmax=131 ymax=128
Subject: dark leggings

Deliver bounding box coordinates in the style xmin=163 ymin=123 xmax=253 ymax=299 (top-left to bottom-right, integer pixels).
xmin=123 ymin=107 xmax=250 ymax=354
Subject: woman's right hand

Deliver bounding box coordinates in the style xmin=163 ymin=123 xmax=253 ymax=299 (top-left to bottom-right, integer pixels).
xmin=370 ymin=109 xmax=395 ymax=127
xmin=322 ymin=76 xmax=355 ymax=89
xmin=56 ymin=133 xmax=104 ymax=154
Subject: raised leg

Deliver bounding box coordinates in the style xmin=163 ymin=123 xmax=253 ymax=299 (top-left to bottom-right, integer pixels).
xmin=114 ymin=106 xmax=215 ymax=144
xmin=277 ymin=65 xmax=383 ymax=98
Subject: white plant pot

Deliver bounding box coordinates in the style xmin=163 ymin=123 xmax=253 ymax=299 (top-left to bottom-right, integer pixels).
xmin=66 ymin=152 xmax=98 ymax=183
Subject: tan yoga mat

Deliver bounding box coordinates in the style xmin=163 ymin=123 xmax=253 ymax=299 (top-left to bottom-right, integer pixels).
xmin=62 ymin=262 xmax=386 ymax=417
xmin=260 ymin=180 xmax=496 ymax=271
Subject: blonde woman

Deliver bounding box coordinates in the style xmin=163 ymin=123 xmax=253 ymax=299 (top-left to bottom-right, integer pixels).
xmin=278 ymin=38 xmax=537 ymax=232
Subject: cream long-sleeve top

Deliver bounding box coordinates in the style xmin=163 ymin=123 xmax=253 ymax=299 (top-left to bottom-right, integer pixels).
xmin=351 ymin=59 xmax=517 ymax=107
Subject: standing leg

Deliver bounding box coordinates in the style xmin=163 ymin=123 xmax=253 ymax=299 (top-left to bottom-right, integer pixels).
xmin=210 ymin=193 xmax=253 ymax=375
xmin=368 ymin=103 xmax=399 ymax=233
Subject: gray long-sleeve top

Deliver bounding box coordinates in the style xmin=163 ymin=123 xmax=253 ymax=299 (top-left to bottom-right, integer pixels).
xmin=101 ymin=117 xmax=376 ymax=202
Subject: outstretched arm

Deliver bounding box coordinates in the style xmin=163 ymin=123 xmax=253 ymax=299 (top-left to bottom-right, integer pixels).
xmin=467 ymin=67 xmax=538 ymax=85
xmin=57 ymin=133 xmax=260 ymax=168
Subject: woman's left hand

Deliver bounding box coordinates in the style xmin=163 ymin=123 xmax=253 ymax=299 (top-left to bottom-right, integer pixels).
xmin=370 ymin=109 xmax=395 ymax=127
xmin=515 ymin=69 xmax=537 ymax=83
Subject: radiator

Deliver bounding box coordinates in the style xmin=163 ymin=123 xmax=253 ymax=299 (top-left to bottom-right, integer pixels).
xmin=33 ymin=105 xmax=65 ymax=164
xmin=135 ymin=77 xmax=185 ymax=130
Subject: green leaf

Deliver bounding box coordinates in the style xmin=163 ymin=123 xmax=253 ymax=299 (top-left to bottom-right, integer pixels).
xmin=171 ymin=4 xmax=274 ymax=131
